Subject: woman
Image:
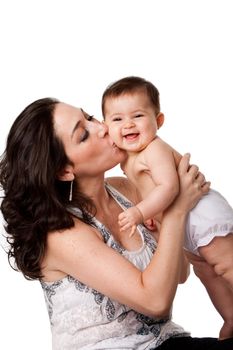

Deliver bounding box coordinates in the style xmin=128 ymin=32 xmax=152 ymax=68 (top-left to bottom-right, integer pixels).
xmin=0 ymin=98 xmax=232 ymax=349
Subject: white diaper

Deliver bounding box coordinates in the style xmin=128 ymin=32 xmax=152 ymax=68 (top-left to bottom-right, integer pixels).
xmin=184 ymin=189 xmax=233 ymax=255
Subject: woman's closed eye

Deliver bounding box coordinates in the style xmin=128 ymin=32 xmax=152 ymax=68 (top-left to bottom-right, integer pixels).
xmin=86 ymin=114 xmax=94 ymax=121
xmin=80 ymin=129 xmax=89 ymax=142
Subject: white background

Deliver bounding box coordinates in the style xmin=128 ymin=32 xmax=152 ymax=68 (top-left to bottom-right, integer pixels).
xmin=0 ymin=1 xmax=232 ymax=349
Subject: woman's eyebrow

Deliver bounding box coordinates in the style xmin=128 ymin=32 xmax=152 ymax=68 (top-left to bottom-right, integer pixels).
xmin=80 ymin=107 xmax=88 ymax=119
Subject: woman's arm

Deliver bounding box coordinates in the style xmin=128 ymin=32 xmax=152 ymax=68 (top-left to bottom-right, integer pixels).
xmin=179 ymin=251 xmax=190 ymax=283
xmin=44 ymin=154 xmax=209 ymax=318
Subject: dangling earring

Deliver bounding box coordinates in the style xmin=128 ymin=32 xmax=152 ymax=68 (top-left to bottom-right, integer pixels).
xmin=69 ymin=180 xmax=73 ymax=202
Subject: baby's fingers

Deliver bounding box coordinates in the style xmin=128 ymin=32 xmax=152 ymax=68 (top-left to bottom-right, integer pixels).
xmin=118 ymin=215 xmax=129 ymax=226
xmin=120 ymin=222 xmax=133 ymax=232
xmin=118 ymin=212 xmax=127 ymax=221
xmin=129 ymin=225 xmax=136 ymax=237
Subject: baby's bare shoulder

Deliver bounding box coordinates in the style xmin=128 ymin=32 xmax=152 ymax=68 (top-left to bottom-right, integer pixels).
xmin=147 ymin=137 xmax=173 ymax=151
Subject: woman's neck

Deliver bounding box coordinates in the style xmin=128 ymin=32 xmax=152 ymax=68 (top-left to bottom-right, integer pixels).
xmin=77 ymin=175 xmax=111 ymax=214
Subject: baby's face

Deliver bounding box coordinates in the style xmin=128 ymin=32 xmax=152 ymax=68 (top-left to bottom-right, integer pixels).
xmin=104 ymin=92 xmax=159 ymax=153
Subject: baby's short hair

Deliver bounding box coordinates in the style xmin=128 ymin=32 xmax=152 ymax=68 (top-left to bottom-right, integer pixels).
xmin=102 ymin=76 xmax=160 ymax=117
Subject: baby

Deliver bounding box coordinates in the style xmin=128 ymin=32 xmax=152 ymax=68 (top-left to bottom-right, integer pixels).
xmin=102 ymin=76 xmax=233 ymax=339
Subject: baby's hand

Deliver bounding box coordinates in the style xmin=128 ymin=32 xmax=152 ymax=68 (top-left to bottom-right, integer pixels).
xmin=118 ymin=206 xmax=143 ymax=237
xmin=219 ymin=321 xmax=233 ymax=339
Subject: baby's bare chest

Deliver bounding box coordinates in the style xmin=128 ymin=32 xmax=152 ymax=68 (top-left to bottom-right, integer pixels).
xmin=122 ymin=156 xmax=155 ymax=198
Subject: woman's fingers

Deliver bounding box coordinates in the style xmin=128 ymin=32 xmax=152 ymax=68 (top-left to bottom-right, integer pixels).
xmin=200 ymin=181 xmax=211 ymax=193
xmin=178 ymin=153 xmax=211 ymax=194
xmin=195 ymin=171 xmax=206 ymax=186
xmin=179 ymin=153 xmax=208 ymax=185
xmin=193 ymin=169 xmax=211 ymax=195
xmin=187 ymin=164 xmax=199 ymax=179
xmin=195 ymin=171 xmax=204 ymax=180
xmin=193 ymin=169 xmax=211 ymax=192
xmin=178 ymin=153 xmax=191 ymax=175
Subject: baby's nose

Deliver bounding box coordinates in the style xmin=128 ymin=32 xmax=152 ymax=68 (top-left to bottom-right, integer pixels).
xmin=124 ymin=120 xmax=135 ymax=128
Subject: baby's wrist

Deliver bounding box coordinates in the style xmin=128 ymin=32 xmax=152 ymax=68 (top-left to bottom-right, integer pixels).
xmin=134 ymin=206 xmax=144 ymax=224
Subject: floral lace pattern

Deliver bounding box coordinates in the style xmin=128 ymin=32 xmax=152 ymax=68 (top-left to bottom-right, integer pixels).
xmin=40 ymin=280 xmax=63 ymax=323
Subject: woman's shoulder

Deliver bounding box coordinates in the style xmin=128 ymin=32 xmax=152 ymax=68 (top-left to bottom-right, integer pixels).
xmin=105 ymin=176 xmax=141 ymax=203
xmin=47 ymin=218 xmax=102 ymax=246
xmin=42 ymin=218 xmax=103 ymax=282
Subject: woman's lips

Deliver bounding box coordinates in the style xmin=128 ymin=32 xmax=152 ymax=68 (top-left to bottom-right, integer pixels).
xmin=108 ymin=137 xmax=118 ymax=148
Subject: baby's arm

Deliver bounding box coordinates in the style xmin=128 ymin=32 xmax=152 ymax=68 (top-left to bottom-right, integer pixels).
xmin=190 ymin=255 xmax=233 ymax=339
xmin=119 ymin=139 xmax=179 ymax=233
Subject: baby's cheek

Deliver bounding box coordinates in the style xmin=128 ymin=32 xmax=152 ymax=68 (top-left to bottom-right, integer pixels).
xmin=109 ymin=126 xmax=120 ymax=140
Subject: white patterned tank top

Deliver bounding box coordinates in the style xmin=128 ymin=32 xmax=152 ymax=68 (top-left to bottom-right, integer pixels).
xmin=41 ymin=183 xmax=189 ymax=349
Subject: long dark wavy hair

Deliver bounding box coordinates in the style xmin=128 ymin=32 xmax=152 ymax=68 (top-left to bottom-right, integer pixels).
xmin=0 ymin=98 xmax=94 ymax=280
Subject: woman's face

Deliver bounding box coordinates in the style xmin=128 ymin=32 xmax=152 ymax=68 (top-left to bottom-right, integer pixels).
xmin=53 ymin=102 xmax=125 ymax=177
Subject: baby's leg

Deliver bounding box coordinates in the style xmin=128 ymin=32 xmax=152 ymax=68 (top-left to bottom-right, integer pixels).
xmin=198 ymin=233 xmax=233 ymax=290
xmin=186 ymin=250 xmax=233 ymax=339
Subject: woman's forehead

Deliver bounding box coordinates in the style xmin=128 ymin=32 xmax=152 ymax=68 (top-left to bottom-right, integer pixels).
xmin=55 ymin=102 xmax=82 ymax=117
xmin=53 ymin=103 xmax=84 ymax=135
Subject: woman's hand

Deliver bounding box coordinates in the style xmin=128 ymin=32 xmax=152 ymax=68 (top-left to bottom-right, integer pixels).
xmin=169 ymin=153 xmax=210 ymax=214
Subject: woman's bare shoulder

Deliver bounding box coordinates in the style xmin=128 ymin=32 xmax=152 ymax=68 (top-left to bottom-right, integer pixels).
xmin=42 ymin=219 xmax=103 ymax=281
xmin=47 ymin=218 xmax=102 ymax=247
xmin=106 ymin=176 xmax=141 ymax=203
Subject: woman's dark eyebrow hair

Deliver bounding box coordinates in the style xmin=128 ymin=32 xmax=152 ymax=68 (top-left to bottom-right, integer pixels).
xmin=80 ymin=108 xmax=90 ymax=119
xmin=80 ymin=108 xmax=86 ymax=116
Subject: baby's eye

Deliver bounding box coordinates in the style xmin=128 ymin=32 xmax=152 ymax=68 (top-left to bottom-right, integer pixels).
xmin=80 ymin=129 xmax=89 ymax=142
xmin=134 ymin=114 xmax=143 ymax=118
xmin=112 ymin=117 xmax=122 ymax=122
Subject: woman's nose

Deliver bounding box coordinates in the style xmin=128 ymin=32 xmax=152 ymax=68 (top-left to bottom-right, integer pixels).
xmin=97 ymin=121 xmax=108 ymax=138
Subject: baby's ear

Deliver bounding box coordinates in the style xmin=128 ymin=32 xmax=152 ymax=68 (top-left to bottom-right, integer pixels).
xmin=57 ymin=165 xmax=75 ymax=181
xmin=156 ymin=113 xmax=164 ymax=129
